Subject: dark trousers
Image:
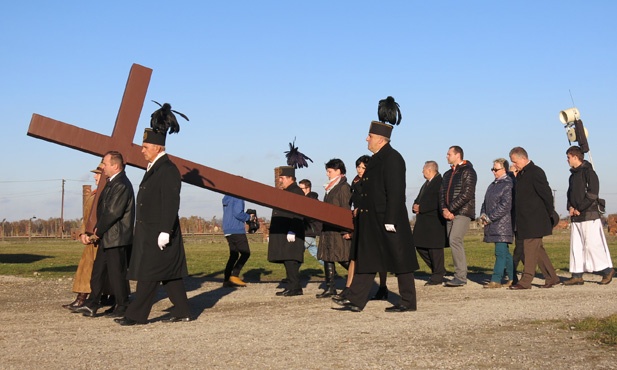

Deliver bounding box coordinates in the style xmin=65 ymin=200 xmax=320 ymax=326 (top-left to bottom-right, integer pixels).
xmin=85 ymin=245 xmax=129 ymax=312
xmin=518 ymin=238 xmax=558 ymax=288
xmin=416 ymin=247 xmax=446 ymax=282
xmin=346 ymin=272 xmax=416 ymax=310
xmin=283 ymin=260 xmax=301 ymax=290
xmin=224 ymin=234 xmax=251 ymax=281
xmin=125 ymin=278 xmax=190 ymax=324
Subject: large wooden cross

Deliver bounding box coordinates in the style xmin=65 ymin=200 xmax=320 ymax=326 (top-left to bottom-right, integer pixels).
xmin=27 ymin=64 xmax=353 ymax=230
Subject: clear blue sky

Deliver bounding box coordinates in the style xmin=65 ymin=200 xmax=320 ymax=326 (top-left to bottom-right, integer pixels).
xmin=1 ymin=1 xmax=615 ymax=222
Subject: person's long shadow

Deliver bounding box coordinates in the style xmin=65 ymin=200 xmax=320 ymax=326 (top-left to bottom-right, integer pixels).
xmin=149 ymin=267 xmax=276 ymax=322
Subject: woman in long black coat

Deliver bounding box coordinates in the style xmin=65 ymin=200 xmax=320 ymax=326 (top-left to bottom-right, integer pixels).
xmin=315 ymin=158 xmax=352 ymax=298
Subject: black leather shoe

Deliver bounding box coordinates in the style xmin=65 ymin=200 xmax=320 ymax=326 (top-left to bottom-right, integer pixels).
xmin=424 ymin=280 xmax=442 ymax=286
xmin=332 ymin=296 xmax=351 ymax=306
xmin=385 ymin=304 xmax=417 ymax=312
xmin=74 ymin=305 xmax=98 ymax=317
xmin=162 ymin=316 xmax=191 ymax=323
xmin=275 ymin=289 xmax=290 ymax=296
xmin=315 ymin=289 xmax=336 ymax=298
xmin=114 ymin=317 xmax=140 ymax=326
xmin=331 ymin=304 xmax=362 ymax=312
xmin=105 ymin=310 xmax=125 ymax=318
xmin=282 ymin=289 xmax=303 ymax=297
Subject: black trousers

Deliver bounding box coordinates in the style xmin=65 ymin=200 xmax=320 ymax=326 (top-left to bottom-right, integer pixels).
xmin=283 ymin=260 xmax=301 ymax=290
xmin=346 ymin=272 xmax=417 ymax=310
xmin=224 ymin=234 xmax=251 ymax=280
xmin=416 ymin=247 xmax=446 ymax=282
xmin=85 ymin=245 xmax=129 ymax=311
xmin=124 ymin=278 xmax=190 ymax=324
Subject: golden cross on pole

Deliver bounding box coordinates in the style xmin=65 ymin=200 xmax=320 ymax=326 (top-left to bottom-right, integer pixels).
xmin=27 ymin=63 xmax=353 ymax=230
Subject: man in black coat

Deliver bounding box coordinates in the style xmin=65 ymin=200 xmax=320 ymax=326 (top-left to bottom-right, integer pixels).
xmin=333 ymin=121 xmax=419 ymax=312
xmin=74 ymin=151 xmax=134 ymax=317
xmin=268 ymin=166 xmax=306 ymax=296
xmin=413 ymin=160 xmax=447 ymax=286
xmin=508 ymin=146 xmax=560 ymax=290
xmin=115 ymin=129 xmax=190 ymax=325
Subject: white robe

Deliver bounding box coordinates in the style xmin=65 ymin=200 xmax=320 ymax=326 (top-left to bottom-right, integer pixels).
xmin=569 ymin=219 xmax=613 ymax=273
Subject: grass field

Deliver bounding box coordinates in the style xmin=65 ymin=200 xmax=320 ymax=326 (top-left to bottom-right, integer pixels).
xmin=2 ymin=228 xmax=616 ymax=281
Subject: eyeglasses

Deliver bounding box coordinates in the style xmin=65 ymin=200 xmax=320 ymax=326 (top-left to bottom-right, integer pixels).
xmin=491 ymin=167 xmax=504 ymax=172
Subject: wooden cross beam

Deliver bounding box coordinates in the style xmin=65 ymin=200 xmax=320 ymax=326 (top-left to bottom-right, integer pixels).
xmin=27 ymin=63 xmax=353 ymax=230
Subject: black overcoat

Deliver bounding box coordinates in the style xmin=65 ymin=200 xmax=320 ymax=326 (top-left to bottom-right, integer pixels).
xmin=352 ymin=143 xmax=419 ymax=274
xmin=514 ymin=161 xmax=554 ymax=239
xmin=412 ymin=174 xmax=447 ymax=249
xmin=128 ymin=154 xmax=188 ymax=281
xmin=267 ymin=182 xmax=306 ymax=263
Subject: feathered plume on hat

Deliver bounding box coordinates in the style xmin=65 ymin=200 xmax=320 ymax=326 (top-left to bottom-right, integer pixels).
xmin=150 ymin=100 xmax=190 ymax=135
xmin=370 ymin=96 xmax=402 ymax=139
xmin=284 ymin=137 xmax=313 ymax=169
xmin=377 ymin=96 xmax=402 ymax=125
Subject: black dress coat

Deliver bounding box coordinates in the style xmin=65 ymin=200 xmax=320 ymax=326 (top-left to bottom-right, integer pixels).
xmin=128 ymin=154 xmax=188 ymax=282
xmin=267 ymin=182 xmax=306 ymax=263
xmin=352 ymin=143 xmax=419 ymax=274
xmin=514 ymin=161 xmax=555 ymax=239
xmin=412 ymin=174 xmax=447 ymax=249
xmin=317 ymin=177 xmax=352 ymax=262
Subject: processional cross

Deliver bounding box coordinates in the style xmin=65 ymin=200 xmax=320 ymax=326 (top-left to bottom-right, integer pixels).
xmin=27 ymin=64 xmax=353 ymax=230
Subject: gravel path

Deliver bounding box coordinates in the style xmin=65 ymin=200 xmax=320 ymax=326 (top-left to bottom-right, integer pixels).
xmin=1 ymin=273 xmax=617 ymax=369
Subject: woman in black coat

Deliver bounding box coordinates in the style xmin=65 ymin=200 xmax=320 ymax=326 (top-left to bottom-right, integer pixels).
xmin=315 ymin=159 xmax=352 ymax=298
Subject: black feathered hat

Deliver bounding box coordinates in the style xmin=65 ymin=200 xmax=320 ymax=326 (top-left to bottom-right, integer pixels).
xmin=143 ymin=128 xmax=166 ymax=146
xmin=369 ymin=121 xmax=393 ymax=138
xmin=284 ymin=137 xmax=312 ymax=169
xmin=278 ymin=166 xmax=295 ymax=177
xmin=370 ymin=96 xmax=402 ymax=139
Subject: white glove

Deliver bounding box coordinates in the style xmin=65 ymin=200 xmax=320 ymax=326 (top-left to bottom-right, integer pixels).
xmin=287 ymin=232 xmax=296 ymax=242
xmin=385 ymin=224 xmax=396 ymax=232
xmin=158 ymin=232 xmax=170 ymax=250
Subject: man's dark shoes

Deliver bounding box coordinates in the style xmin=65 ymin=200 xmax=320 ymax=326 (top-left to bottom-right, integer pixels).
xmin=316 ymin=288 xmax=337 ymax=298
xmin=114 ymin=317 xmax=140 ymax=326
xmin=332 ymin=296 xmax=351 ymax=306
xmin=276 ymin=288 xmax=303 ymax=296
xmin=331 ymin=287 xmax=348 ymax=301
xmin=105 ymin=309 xmax=126 ymax=318
xmin=385 ymin=304 xmax=417 ymax=313
xmin=600 ymin=269 xmax=615 ymax=285
xmin=444 ymin=278 xmax=466 ymax=287
xmin=509 ymin=284 xmax=529 ymax=290
xmin=72 ymin=305 xmax=98 ymax=317
xmin=162 ymin=316 xmax=191 ymax=323
xmin=282 ymin=288 xmax=303 ymax=297
xmin=424 ymin=280 xmax=442 ymax=286
xmin=540 ymin=280 xmax=561 ymax=288
xmin=331 ymin=304 xmax=362 ymax=312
